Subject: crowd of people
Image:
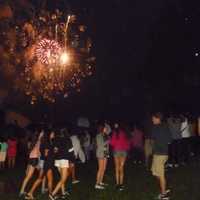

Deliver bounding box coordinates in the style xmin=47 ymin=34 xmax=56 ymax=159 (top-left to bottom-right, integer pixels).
xmin=1 ymin=112 xmax=200 ymax=200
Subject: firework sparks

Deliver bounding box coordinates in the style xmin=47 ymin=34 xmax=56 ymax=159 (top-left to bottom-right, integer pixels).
xmin=35 ymin=39 xmax=61 ymax=65
xmin=0 ymin=6 xmax=95 ymax=103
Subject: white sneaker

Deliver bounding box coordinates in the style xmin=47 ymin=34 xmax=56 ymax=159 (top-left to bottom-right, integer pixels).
xmin=174 ymin=164 xmax=179 ymax=168
xmin=95 ymin=184 xmax=105 ymax=190
xmin=100 ymin=182 xmax=108 ymax=186
xmin=72 ymin=180 xmax=80 ymax=184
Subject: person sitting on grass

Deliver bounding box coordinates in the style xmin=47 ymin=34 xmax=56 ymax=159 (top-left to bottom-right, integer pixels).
xmin=151 ymin=112 xmax=172 ymax=200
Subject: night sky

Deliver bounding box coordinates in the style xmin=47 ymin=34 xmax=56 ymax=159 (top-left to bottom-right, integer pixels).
xmin=2 ymin=0 xmax=200 ymax=122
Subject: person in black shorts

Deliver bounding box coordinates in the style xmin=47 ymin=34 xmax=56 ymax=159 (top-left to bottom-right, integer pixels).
xmin=25 ymin=130 xmax=56 ymax=200
xmin=19 ymin=130 xmax=44 ymax=197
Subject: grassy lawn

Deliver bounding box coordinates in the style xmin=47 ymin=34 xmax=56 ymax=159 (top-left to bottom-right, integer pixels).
xmin=0 ymin=160 xmax=200 ymax=200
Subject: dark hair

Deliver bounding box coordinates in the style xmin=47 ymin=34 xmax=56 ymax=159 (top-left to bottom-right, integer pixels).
xmin=98 ymin=124 xmax=105 ymax=133
xmin=152 ymin=112 xmax=163 ymax=121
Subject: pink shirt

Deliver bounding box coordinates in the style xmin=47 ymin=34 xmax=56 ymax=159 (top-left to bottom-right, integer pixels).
xmin=29 ymin=140 xmax=41 ymax=159
xmin=110 ymin=130 xmax=130 ymax=151
xmin=7 ymin=139 xmax=17 ymax=157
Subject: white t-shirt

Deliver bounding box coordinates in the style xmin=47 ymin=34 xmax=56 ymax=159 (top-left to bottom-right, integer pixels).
xmin=70 ymin=135 xmax=85 ymax=163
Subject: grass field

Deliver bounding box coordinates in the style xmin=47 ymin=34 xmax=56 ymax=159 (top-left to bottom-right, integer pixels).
xmin=0 ymin=160 xmax=200 ymax=200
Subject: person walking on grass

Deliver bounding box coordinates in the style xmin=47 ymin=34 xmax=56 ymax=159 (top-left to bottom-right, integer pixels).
xmin=151 ymin=112 xmax=172 ymax=200
xmin=49 ymin=129 xmax=74 ymax=200
xmin=95 ymin=124 xmax=110 ymax=190
xmin=19 ymin=130 xmax=44 ymax=197
xmin=110 ymin=123 xmax=130 ymax=191
xmin=25 ymin=130 xmax=55 ymax=200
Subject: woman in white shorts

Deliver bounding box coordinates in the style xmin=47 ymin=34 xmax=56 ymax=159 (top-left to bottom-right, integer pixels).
xmin=49 ymin=129 xmax=74 ymax=200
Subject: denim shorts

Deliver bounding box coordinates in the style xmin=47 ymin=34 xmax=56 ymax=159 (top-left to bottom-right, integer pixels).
xmin=113 ymin=151 xmax=127 ymax=157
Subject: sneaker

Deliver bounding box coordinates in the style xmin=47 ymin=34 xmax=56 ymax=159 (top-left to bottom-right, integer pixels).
xmin=168 ymin=164 xmax=173 ymax=168
xmin=49 ymin=194 xmax=59 ymax=200
xmin=25 ymin=194 xmax=34 ymax=200
xmin=63 ymin=191 xmax=70 ymax=196
xmin=95 ymin=184 xmax=105 ymax=190
xmin=174 ymin=164 xmax=179 ymax=168
xmin=19 ymin=192 xmax=27 ymax=197
xmin=165 ymin=189 xmax=171 ymax=194
xmin=119 ymin=185 xmax=125 ymax=191
xmin=100 ymin=182 xmax=108 ymax=186
xmin=156 ymin=193 xmax=170 ymax=200
xmin=72 ymin=180 xmax=80 ymax=184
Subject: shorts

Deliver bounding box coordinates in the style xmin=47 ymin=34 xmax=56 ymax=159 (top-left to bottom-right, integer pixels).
xmin=28 ymin=158 xmax=39 ymax=167
xmin=151 ymin=155 xmax=168 ymax=178
xmin=55 ymin=159 xmax=69 ymax=168
xmin=0 ymin=152 xmax=6 ymax=162
xmin=113 ymin=151 xmax=127 ymax=157
xmin=38 ymin=159 xmax=45 ymax=169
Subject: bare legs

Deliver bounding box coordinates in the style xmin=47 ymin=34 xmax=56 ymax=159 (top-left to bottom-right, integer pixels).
xmin=51 ymin=167 xmax=69 ymax=196
xmin=19 ymin=165 xmax=36 ymax=195
xmin=96 ymin=158 xmax=107 ymax=185
xmin=8 ymin=157 xmax=16 ymax=169
xmin=27 ymin=169 xmax=53 ymax=198
xmin=114 ymin=156 xmax=126 ymax=185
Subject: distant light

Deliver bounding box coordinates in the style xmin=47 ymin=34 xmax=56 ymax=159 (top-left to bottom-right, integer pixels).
xmin=195 ymin=53 xmax=199 ymax=57
xmin=60 ymin=51 xmax=70 ymax=65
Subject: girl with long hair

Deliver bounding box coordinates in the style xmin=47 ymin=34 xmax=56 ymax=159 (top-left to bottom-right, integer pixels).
xmin=25 ymin=130 xmax=55 ymax=200
xmin=19 ymin=130 xmax=44 ymax=197
xmin=110 ymin=123 xmax=130 ymax=191
xmin=49 ymin=129 xmax=74 ymax=200
xmin=95 ymin=124 xmax=109 ymax=190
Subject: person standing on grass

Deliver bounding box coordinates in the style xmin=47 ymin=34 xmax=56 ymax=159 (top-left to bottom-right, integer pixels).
xmin=70 ymin=130 xmax=86 ymax=185
xmin=0 ymin=137 xmax=8 ymax=170
xmin=144 ymin=115 xmax=153 ymax=170
xmin=19 ymin=130 xmax=44 ymax=197
xmin=95 ymin=124 xmax=110 ymax=190
xmin=130 ymin=125 xmax=144 ymax=164
xmin=25 ymin=130 xmax=55 ymax=200
xmin=83 ymin=130 xmax=91 ymax=161
xmin=110 ymin=123 xmax=130 ymax=191
xmin=7 ymin=135 xmax=18 ymax=169
xmin=151 ymin=112 xmax=172 ymax=200
xmin=49 ymin=129 xmax=74 ymax=200
xmin=180 ymin=116 xmax=191 ymax=165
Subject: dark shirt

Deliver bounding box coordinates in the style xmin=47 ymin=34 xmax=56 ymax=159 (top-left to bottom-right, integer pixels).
xmin=151 ymin=124 xmax=172 ymax=155
xmin=54 ymin=136 xmax=74 ymax=161
xmin=44 ymin=140 xmax=55 ymax=163
xmin=40 ymin=142 xmax=46 ymax=160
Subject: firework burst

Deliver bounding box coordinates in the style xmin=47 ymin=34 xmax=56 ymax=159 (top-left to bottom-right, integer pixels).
xmin=35 ymin=39 xmax=61 ymax=65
